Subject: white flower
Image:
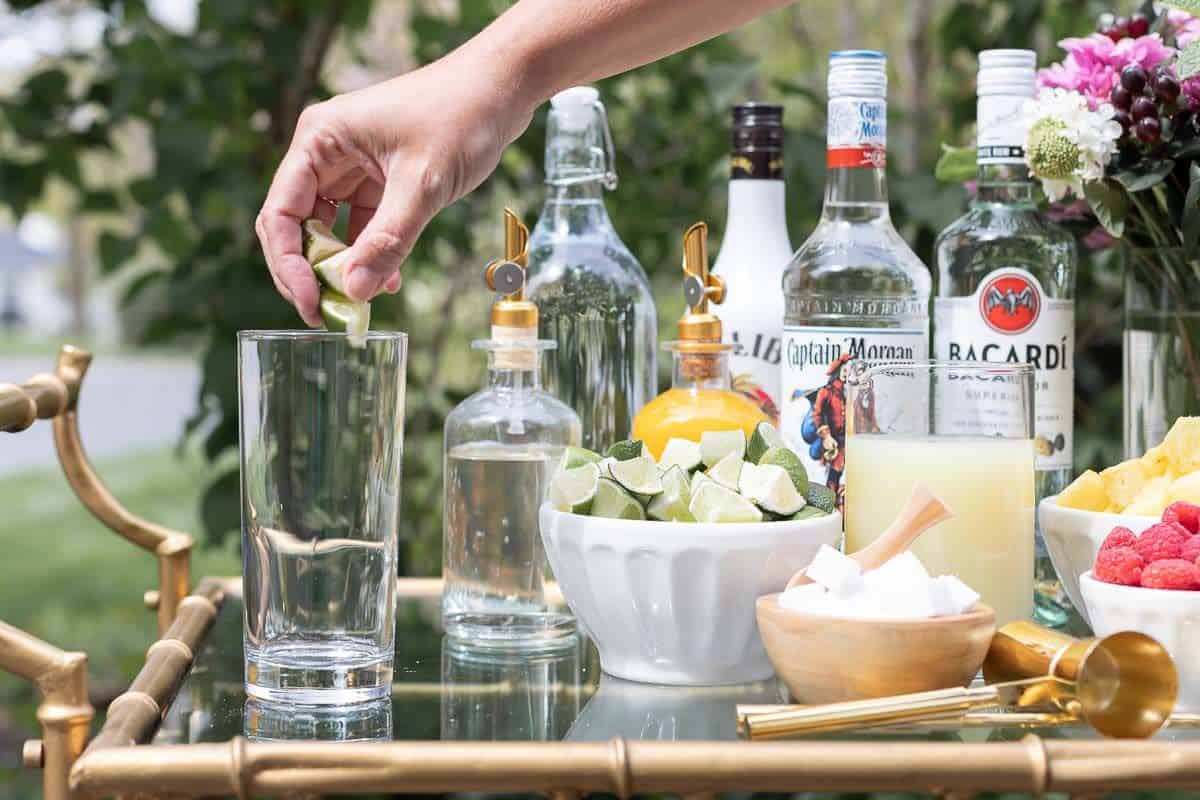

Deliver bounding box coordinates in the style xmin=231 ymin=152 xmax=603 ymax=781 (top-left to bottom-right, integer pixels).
xmin=1022 ymin=88 xmax=1122 ymax=201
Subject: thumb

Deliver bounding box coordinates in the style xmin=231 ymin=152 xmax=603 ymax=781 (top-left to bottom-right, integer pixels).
xmin=343 ymin=164 xmax=442 ymax=302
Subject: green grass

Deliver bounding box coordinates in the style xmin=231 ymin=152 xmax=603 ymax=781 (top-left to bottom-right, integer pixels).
xmin=0 ymin=445 xmax=240 ymax=791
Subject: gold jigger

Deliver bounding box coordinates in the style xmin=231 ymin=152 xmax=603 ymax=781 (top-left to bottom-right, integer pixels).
xmin=982 ymin=620 xmax=1177 ymax=739
xmin=742 ymin=621 xmax=1178 ymax=740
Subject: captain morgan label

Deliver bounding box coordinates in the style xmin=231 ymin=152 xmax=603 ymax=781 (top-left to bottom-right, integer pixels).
xmin=934 ymin=268 xmax=1074 ymax=471
xmin=826 ymin=96 xmax=886 ymax=169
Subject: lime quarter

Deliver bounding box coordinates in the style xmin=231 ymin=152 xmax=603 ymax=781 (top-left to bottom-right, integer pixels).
xmin=591 ymin=477 xmax=647 ymax=520
xmin=549 ymin=461 xmax=601 ymax=514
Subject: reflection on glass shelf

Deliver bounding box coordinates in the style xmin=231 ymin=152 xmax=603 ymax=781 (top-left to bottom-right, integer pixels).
xmin=245 ymin=697 xmax=393 ymax=742
xmin=566 ymin=674 xmax=786 ymax=742
xmin=441 ymin=635 xmax=586 ymax=741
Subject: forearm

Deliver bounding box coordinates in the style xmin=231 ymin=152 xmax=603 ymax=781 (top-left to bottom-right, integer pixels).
xmin=455 ymin=0 xmax=792 ymax=137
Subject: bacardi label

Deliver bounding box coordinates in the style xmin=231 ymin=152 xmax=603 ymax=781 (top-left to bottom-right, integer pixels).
xmin=827 ymin=97 xmax=886 ymax=169
xmin=780 ymin=326 xmax=926 ymax=499
xmin=976 ymin=94 xmax=1027 ymax=166
xmin=934 ymin=268 xmax=1074 ymax=471
xmin=727 ymin=324 xmax=782 ymax=424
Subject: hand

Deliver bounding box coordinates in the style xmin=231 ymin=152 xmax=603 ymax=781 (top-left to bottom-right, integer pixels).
xmin=257 ymin=52 xmax=534 ymax=326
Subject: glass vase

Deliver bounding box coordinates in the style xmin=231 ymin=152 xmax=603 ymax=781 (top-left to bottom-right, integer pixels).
xmin=1124 ymin=247 xmax=1200 ymax=457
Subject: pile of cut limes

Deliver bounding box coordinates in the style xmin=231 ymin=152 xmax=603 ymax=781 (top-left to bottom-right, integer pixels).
xmin=548 ymin=422 xmax=836 ymax=523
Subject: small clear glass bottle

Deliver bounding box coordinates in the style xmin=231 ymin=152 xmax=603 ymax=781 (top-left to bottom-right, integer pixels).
xmin=632 ymin=222 xmax=767 ymax=458
xmin=442 ymin=210 xmax=581 ymax=645
xmin=526 ymin=86 xmax=658 ymax=452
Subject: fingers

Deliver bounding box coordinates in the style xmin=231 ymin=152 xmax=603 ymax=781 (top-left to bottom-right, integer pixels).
xmin=342 ymin=164 xmax=442 ymax=302
xmin=257 ymin=148 xmax=324 ymax=327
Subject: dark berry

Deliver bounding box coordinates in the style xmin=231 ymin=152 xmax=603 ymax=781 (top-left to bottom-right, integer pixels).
xmin=1122 ymin=64 xmax=1149 ymax=93
xmin=1101 ymin=25 xmax=1122 ymax=41
xmin=1111 ymin=85 xmax=1133 ymax=110
xmin=1132 ymin=95 xmax=1158 ymax=120
xmin=1136 ymin=116 xmax=1162 ymax=143
xmin=1128 ymin=13 xmax=1150 ymax=37
xmin=1113 ymin=109 xmax=1134 ymax=133
xmin=1157 ymin=75 xmax=1181 ymax=104
xmin=1114 ymin=16 xmax=1132 ymax=38
xmin=1189 ymin=94 xmax=1200 ymax=113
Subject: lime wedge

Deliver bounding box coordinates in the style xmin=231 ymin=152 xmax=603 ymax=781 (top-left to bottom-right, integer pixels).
xmin=791 ymin=506 xmax=828 ymax=521
xmin=560 ymin=446 xmax=602 ymax=471
xmin=759 ymin=446 xmax=809 ymax=495
xmin=739 ymin=462 xmax=805 ymax=515
xmin=806 ymin=483 xmax=837 ymax=513
xmin=608 ymin=454 xmax=663 ymax=497
xmin=689 ymin=479 xmax=763 ymax=524
xmin=659 ymin=438 xmax=702 ymax=473
xmin=606 ymin=440 xmax=644 ymax=462
xmin=549 ymin=462 xmax=601 ymax=514
xmin=310 ymin=247 xmax=352 ymax=295
xmin=700 ymin=429 xmax=746 ymax=468
xmin=302 ymin=219 xmax=348 ymax=266
xmin=646 ymin=465 xmax=694 ymax=521
xmin=746 ymin=421 xmax=786 ymax=464
xmin=319 ymin=290 xmax=370 ymax=348
xmin=591 ymin=477 xmax=646 ymax=520
xmin=706 ymin=451 xmax=744 ymax=490
xmin=691 ymin=470 xmax=713 ymax=495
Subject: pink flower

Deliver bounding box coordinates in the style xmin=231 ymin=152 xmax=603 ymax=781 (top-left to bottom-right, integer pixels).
xmin=1038 ymin=33 xmax=1174 ymax=108
xmin=1167 ymin=10 xmax=1200 ymax=48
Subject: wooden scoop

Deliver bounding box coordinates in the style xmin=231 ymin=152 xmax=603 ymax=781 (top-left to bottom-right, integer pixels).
xmin=785 ymin=483 xmax=954 ymax=590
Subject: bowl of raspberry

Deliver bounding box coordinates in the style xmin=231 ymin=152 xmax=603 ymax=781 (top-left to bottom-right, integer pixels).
xmin=1080 ymin=501 xmax=1200 ymax=712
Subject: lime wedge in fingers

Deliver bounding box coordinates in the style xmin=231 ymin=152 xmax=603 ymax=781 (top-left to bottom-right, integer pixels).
xmin=550 ymin=461 xmax=601 ymax=514
xmin=319 ymin=289 xmax=370 ymax=348
xmin=689 ymin=479 xmax=762 ymax=524
xmin=303 ymin=219 xmax=348 ymax=265
xmin=591 ymin=477 xmax=646 ymax=520
xmin=608 ymin=454 xmax=663 ymax=498
xmin=746 ymin=421 xmax=786 ymax=464
xmin=646 ymin=465 xmax=693 ymax=522
xmin=310 ymin=248 xmax=352 ymax=295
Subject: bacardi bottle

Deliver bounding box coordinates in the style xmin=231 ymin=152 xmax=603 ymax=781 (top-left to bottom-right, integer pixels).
xmin=713 ymin=103 xmax=792 ymax=424
xmin=781 ymin=51 xmax=931 ymax=505
xmin=933 ymin=50 xmax=1077 ymax=626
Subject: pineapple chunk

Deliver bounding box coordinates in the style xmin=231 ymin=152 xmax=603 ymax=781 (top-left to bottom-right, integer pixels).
xmin=1100 ymin=459 xmax=1151 ymax=510
xmin=1168 ymin=471 xmax=1200 ymax=505
xmin=1124 ymin=475 xmax=1171 ymax=516
xmin=1162 ymin=416 xmax=1200 ymax=475
xmin=1057 ymin=470 xmax=1108 ymax=511
xmin=1141 ymin=444 xmax=1170 ymax=477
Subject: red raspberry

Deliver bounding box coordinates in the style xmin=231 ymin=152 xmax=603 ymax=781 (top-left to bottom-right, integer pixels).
xmin=1163 ymin=502 xmax=1200 ymax=535
xmin=1100 ymin=526 xmax=1137 ymax=552
xmin=1140 ymin=559 xmax=1200 ymax=591
xmin=1094 ymin=546 xmax=1145 ymax=586
xmin=1133 ymin=523 xmax=1190 ymax=563
xmin=1182 ymin=535 xmax=1200 ymax=564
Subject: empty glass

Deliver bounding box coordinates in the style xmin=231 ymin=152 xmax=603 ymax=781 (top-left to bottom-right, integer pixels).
xmin=238 ymin=330 xmax=406 ymax=704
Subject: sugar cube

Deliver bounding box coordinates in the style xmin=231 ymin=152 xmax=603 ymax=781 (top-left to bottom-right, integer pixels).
xmin=863 ymin=551 xmax=929 ymax=591
xmin=929 ymin=575 xmax=980 ymax=616
xmin=804 ymin=544 xmax=863 ymax=595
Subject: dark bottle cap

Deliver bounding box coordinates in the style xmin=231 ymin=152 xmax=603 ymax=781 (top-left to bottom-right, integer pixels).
xmin=731 ymin=103 xmax=783 ymax=179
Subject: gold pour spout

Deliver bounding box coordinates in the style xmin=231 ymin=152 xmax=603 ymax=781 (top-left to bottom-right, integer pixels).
xmin=677 ymin=222 xmax=726 ymax=342
xmin=485 ymin=208 xmax=537 ymax=329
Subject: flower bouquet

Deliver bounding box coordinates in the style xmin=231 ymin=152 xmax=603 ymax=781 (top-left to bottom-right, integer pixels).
xmin=938 ymin=3 xmax=1200 ymax=456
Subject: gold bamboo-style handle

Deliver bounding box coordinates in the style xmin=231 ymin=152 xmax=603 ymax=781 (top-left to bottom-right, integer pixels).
xmin=0 ymin=371 xmax=69 ymax=433
xmin=48 ymin=346 xmax=193 ymax=635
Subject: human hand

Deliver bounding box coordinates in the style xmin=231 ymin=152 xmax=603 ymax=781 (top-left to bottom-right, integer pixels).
xmin=257 ymin=52 xmax=534 ymax=326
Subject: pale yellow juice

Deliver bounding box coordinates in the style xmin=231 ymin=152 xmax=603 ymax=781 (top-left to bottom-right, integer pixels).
xmin=844 ymin=434 xmax=1035 ymax=626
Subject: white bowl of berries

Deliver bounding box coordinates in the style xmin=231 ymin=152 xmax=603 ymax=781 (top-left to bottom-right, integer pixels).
xmin=1080 ymin=505 xmax=1200 ymax=712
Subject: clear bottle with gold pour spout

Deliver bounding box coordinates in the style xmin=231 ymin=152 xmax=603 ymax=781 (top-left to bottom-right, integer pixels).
xmin=442 ymin=210 xmax=581 ymax=645
xmin=632 ymin=222 xmax=768 ymax=459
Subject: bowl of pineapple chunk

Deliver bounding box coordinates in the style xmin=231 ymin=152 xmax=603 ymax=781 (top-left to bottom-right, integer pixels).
xmin=1042 ymin=416 xmax=1200 ymax=623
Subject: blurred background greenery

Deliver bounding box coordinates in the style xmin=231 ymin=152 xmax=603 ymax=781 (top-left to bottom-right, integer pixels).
xmin=0 ymin=0 xmax=1128 ymax=792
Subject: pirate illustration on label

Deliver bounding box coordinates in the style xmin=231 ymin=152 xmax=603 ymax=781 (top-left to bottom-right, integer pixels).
xmin=794 ymin=354 xmax=853 ymax=508
xmin=732 ymin=372 xmax=780 ymax=424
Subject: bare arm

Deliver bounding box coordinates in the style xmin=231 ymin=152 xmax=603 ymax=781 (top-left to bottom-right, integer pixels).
xmin=257 ymin=0 xmax=791 ymax=326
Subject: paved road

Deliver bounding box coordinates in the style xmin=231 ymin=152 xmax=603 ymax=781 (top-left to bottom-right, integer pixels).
xmin=0 ymin=355 xmax=202 ymax=475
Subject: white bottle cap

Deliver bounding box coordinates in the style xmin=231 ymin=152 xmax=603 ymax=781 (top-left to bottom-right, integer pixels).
xmin=827 ymin=50 xmax=887 ymax=98
xmin=977 ymin=49 xmax=1036 ymax=98
xmin=550 ymin=86 xmax=600 ymax=132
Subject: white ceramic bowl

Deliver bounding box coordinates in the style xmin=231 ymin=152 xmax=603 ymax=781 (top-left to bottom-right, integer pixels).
xmin=1080 ymin=570 xmax=1200 ymax=712
xmin=539 ymin=504 xmax=842 ymax=686
xmin=1039 ymin=497 xmax=1158 ymax=625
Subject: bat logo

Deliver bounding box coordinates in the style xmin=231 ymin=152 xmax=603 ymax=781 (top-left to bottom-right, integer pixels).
xmin=978 ymin=272 xmax=1041 ymax=334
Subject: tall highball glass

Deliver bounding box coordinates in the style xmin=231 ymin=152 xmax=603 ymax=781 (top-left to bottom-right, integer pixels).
xmin=238 ymin=330 xmax=406 ymax=704
xmin=844 ymin=360 xmax=1035 ymax=627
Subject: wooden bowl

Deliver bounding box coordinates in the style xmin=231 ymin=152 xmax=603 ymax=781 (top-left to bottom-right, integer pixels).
xmin=755 ymin=594 xmax=996 ymax=704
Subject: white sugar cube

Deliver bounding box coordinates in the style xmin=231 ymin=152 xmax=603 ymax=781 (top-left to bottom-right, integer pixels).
xmin=804 ymin=544 xmax=863 ymax=595
xmin=929 ymin=575 xmax=981 ymax=616
xmin=863 ymin=551 xmax=929 ymax=592
xmin=778 ymin=582 xmax=827 ymax=613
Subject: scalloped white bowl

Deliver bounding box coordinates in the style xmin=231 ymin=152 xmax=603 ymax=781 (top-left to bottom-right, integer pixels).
xmin=539 ymin=503 xmax=842 ymax=686
xmin=1039 ymin=497 xmax=1159 ymax=625
xmin=1080 ymin=570 xmax=1200 ymax=712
